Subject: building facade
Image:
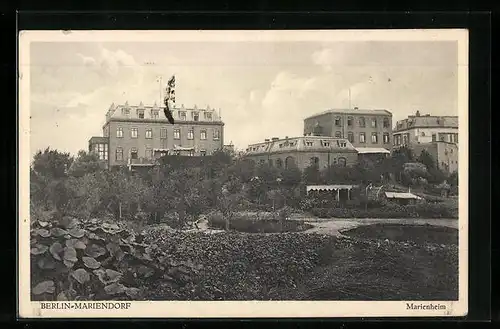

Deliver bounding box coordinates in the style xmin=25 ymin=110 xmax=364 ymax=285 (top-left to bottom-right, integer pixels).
xmin=303 ymin=108 xmax=393 ymax=151
xmin=244 ymin=136 xmax=358 ymax=171
xmin=393 ymin=111 xmax=459 ymax=173
xmin=411 ymin=141 xmax=458 ymax=173
xmin=392 ymin=111 xmax=458 ymax=147
xmin=89 ymin=101 xmax=224 ymax=169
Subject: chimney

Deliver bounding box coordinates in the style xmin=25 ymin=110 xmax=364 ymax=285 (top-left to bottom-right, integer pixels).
xmin=416 ymin=110 xmax=421 ymax=117
xmin=354 ymin=107 xmax=359 ymax=110
xmin=271 ymin=137 xmax=279 ymax=142
xmin=285 ymin=136 xmax=288 ymax=139
xmin=264 ymin=139 xmax=270 ymax=142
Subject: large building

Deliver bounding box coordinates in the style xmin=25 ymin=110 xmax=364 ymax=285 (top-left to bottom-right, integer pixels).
xmin=392 ymin=111 xmax=458 ymax=146
xmin=303 ymin=108 xmax=393 ymax=152
xmin=88 ymin=101 xmax=224 ymax=169
xmin=244 ymin=135 xmax=358 ymax=171
xmin=393 ymin=111 xmax=459 ymax=173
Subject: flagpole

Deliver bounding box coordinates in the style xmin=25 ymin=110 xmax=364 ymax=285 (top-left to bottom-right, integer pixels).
xmin=348 ymin=88 xmax=351 ymax=109
xmin=158 ymin=76 xmax=163 ymax=105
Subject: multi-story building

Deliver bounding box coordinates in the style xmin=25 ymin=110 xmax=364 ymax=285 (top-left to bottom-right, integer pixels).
xmin=244 ymin=135 xmax=358 ymax=171
xmin=411 ymin=141 xmax=458 ymax=173
xmin=392 ymin=111 xmax=458 ymax=147
xmin=393 ymin=111 xmax=459 ymax=173
xmin=89 ymin=101 xmax=224 ymax=169
xmin=303 ymin=108 xmax=393 ymax=152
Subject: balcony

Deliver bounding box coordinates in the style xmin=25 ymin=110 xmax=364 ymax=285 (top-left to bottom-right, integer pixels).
xmin=128 ymin=157 xmax=155 ymax=166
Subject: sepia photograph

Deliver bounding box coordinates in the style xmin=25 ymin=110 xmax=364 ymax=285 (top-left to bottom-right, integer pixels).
xmin=18 ymin=29 xmax=468 ymax=318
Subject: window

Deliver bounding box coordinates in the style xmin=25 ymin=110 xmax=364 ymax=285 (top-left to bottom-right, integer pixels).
xmin=205 ymin=112 xmax=212 ymax=121
xmin=439 ymin=133 xmax=445 ymax=142
xmin=200 ymin=130 xmax=207 ymax=140
xmin=97 ymin=144 xmax=107 ymax=160
xmin=347 ymin=117 xmax=353 ymax=126
xmin=174 ymin=129 xmax=180 ymax=140
xmin=421 ymin=132 xmax=426 ymax=136
xmin=200 ymin=150 xmax=207 ymax=156
xmin=394 ymin=134 xmax=401 ymax=146
xmin=130 ymin=148 xmax=138 ymax=160
xmin=371 ymin=133 xmax=378 ymax=144
xmin=323 ymin=142 xmax=330 ymax=147
xmin=371 ymin=118 xmax=377 ymax=128
xmin=116 ymin=127 xmax=123 ymax=138
xmin=192 ymin=112 xmax=199 ymax=121
xmin=337 ymin=140 xmax=347 ymax=147
xmin=116 ymin=147 xmax=123 ymax=161
xmin=310 ymin=157 xmax=319 ymax=166
xmin=131 ymin=128 xmax=138 ymax=138
xmin=213 ymin=129 xmax=220 ymax=140
xmin=189 ymin=150 xmax=195 ymax=157
xmin=306 ymin=141 xmax=313 ymax=146
xmin=403 ymin=134 xmax=408 ymax=145
xmin=160 ymin=128 xmax=167 ymax=139
xmin=359 ymin=117 xmax=366 ymax=127
xmin=383 ymin=117 xmax=390 ymax=128
xmin=152 ymin=110 xmax=159 ymax=119
xmin=179 ymin=111 xmax=186 ymax=121
xmin=347 ymin=132 xmax=354 ymax=143
xmin=121 ymin=108 xmax=130 ymax=116
xmin=432 ymin=133 xmax=437 ymax=142
xmin=335 ymin=117 xmax=341 ymax=126
xmin=383 ymin=133 xmax=390 ymax=144
xmin=103 ymin=126 xmax=109 ymax=137
xmin=187 ymin=129 xmax=194 ymax=140
xmin=276 ymin=159 xmax=283 ymax=168
xmin=145 ymin=148 xmax=153 ymax=159
xmin=359 ymin=132 xmax=366 ymax=143
xmin=145 ymin=129 xmax=152 ymax=139
xmin=338 ymin=157 xmax=347 ymax=167
xmin=138 ymin=110 xmax=145 ymax=119
xmin=335 ymin=131 xmax=342 ymax=138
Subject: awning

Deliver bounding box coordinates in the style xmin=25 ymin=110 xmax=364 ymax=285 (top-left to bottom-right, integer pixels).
xmin=384 ymin=192 xmax=422 ymax=200
xmin=173 ymin=145 xmax=194 ymax=151
xmin=307 ymin=184 xmax=358 ymax=192
xmin=355 ymin=147 xmax=390 ymax=154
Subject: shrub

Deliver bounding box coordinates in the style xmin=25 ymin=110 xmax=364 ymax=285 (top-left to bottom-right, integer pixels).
xmin=30 ymin=213 xmax=202 ymax=301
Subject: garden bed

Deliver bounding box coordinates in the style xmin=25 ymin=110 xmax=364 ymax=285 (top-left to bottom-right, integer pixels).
xmin=341 ymin=223 xmax=458 ymax=245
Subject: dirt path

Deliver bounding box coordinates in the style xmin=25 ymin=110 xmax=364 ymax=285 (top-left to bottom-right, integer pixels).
xmin=290 ymin=215 xmax=458 ymax=236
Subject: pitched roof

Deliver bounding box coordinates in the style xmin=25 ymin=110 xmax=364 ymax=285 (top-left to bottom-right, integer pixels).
xmin=305 ymin=108 xmax=392 ymax=120
xmin=355 ymin=147 xmax=390 ymax=154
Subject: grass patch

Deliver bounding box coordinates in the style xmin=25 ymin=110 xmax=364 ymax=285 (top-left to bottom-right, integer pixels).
xmin=142 ymin=228 xmax=458 ymax=301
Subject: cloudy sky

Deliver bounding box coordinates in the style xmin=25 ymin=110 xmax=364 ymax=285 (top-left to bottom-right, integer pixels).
xmin=28 ymin=39 xmax=458 ymax=157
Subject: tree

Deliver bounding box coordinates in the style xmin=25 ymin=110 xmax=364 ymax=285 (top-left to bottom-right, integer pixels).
xmin=32 ymin=147 xmax=73 ymax=179
xmin=67 ymin=150 xmax=103 ymax=178
xmin=303 ymin=164 xmax=321 ymax=184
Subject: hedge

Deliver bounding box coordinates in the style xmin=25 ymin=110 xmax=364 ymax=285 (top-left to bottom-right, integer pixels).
xmin=310 ymin=203 xmax=458 ymax=219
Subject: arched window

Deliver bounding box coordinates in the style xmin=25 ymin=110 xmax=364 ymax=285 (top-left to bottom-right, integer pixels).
xmin=338 ymin=157 xmax=347 ymax=167
xmin=276 ymin=158 xmax=283 ymax=168
xmin=285 ymin=156 xmax=296 ymax=169
xmin=310 ymin=156 xmax=319 ymax=167
xmin=335 ymin=131 xmax=342 ymax=138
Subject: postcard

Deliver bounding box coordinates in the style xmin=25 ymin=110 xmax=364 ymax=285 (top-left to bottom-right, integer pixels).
xmin=18 ymin=29 xmax=468 ymax=318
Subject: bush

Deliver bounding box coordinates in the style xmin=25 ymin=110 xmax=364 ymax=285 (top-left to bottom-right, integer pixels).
xmin=30 ymin=212 xmax=203 ymax=301
xmin=309 ymin=202 xmax=458 ymax=219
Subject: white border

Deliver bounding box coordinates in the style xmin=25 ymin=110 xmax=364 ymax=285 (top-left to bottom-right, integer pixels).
xmin=18 ymin=29 xmax=469 ymax=318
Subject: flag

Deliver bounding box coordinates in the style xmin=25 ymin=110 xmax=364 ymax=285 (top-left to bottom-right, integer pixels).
xmin=167 ymin=75 xmax=175 ymax=88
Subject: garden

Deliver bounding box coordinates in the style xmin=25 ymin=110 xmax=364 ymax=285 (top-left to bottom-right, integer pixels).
xmin=29 ymin=146 xmax=459 ymax=301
